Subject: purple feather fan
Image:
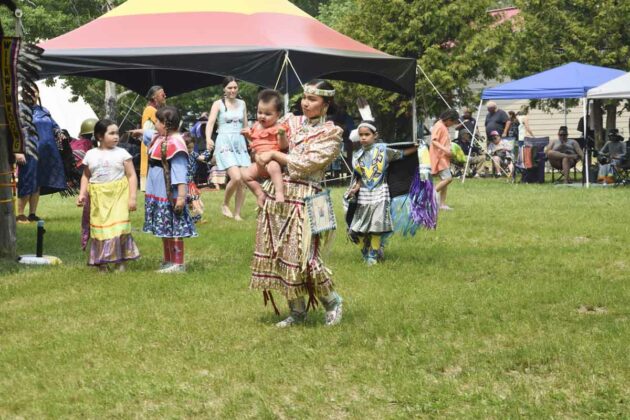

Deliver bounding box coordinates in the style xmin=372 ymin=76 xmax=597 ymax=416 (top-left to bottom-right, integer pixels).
xmin=409 ymin=169 xmax=438 ymax=230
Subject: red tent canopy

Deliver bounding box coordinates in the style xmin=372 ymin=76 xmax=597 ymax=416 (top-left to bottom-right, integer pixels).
xmin=39 ymin=0 xmax=416 ymax=96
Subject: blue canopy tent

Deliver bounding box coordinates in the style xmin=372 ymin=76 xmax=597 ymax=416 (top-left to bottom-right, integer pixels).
xmin=463 ymin=62 xmax=626 ymax=185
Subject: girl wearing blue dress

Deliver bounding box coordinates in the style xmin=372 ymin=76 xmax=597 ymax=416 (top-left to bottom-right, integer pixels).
xmin=205 ymin=76 xmax=251 ymax=221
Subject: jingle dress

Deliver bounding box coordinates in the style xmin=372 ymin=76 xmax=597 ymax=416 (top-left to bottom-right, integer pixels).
xmin=214 ymin=100 xmax=251 ymax=170
xmin=250 ymin=114 xmax=342 ymax=303
xmin=349 ymin=143 xmax=403 ymax=235
xmin=143 ymin=133 xmax=197 ymax=238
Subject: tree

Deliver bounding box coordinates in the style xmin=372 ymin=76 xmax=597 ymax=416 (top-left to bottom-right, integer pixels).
xmin=503 ymin=0 xmax=630 ymax=146
xmin=319 ymin=0 xmax=510 ymax=139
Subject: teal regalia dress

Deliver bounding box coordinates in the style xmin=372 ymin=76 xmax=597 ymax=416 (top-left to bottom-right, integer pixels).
xmin=349 ymin=143 xmax=403 ymax=234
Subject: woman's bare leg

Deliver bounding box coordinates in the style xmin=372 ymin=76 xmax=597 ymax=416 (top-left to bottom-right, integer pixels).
xmin=222 ymin=166 xmax=243 ymax=218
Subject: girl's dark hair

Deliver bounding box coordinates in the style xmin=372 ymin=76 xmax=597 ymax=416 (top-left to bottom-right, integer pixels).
xmin=146 ymin=85 xmax=163 ymax=100
xmin=94 ymin=118 xmax=116 ymax=141
xmin=358 ymin=120 xmax=378 ymax=133
xmin=222 ymin=76 xmax=237 ymax=88
xmin=156 ymin=105 xmax=181 ymax=132
xmin=439 ymin=109 xmax=459 ymax=122
xmin=258 ymin=89 xmax=283 ymax=113
xmin=305 ymin=79 xmax=337 ymax=115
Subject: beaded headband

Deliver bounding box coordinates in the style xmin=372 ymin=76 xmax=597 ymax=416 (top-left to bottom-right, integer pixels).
xmin=303 ymin=84 xmax=335 ymax=97
xmin=357 ymin=122 xmax=377 ymax=133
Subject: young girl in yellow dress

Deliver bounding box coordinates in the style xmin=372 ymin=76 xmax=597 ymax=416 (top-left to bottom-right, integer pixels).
xmin=77 ymin=119 xmax=140 ymax=272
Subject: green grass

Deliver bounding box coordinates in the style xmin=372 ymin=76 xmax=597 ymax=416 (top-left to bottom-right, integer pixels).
xmin=1 ymin=181 xmax=629 ymax=418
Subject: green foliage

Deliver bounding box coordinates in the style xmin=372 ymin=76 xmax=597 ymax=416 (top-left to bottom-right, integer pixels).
xmin=2 ymin=182 xmax=630 ymax=417
xmin=320 ymin=0 xmax=510 ymax=138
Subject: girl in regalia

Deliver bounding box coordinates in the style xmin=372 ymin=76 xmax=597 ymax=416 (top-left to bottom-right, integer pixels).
xmin=143 ymin=106 xmax=197 ymax=273
xmin=345 ymin=121 xmax=417 ymax=265
xmin=249 ymin=80 xmax=344 ymax=328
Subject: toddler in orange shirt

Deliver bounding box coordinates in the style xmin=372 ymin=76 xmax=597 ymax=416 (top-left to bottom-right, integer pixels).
xmin=241 ymin=89 xmax=288 ymax=207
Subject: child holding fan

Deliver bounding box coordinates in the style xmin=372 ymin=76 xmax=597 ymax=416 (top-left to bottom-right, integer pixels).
xmin=345 ymin=121 xmax=417 ymax=265
xmin=77 ymin=119 xmax=140 ymax=272
xmin=143 ymin=106 xmax=197 ymax=273
xmin=241 ymin=89 xmax=289 ymax=207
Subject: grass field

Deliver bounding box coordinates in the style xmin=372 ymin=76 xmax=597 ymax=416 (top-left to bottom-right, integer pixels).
xmin=1 ymin=180 xmax=629 ymax=418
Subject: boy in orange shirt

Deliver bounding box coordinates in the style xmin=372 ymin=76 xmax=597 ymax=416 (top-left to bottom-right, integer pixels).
xmin=430 ymin=109 xmax=459 ymax=211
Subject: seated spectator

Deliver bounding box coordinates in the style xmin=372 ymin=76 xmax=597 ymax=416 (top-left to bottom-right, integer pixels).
xmin=488 ymin=131 xmax=514 ymax=177
xmin=546 ymin=126 xmax=583 ymax=183
xmin=455 ymin=131 xmax=487 ymax=177
xmin=599 ymin=128 xmax=626 ymax=167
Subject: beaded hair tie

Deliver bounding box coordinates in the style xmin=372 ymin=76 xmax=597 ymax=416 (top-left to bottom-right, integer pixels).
xmin=303 ymin=85 xmax=335 ymax=97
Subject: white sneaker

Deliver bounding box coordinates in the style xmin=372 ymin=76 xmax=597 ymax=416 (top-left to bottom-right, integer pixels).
xmin=157 ymin=264 xmax=185 ymax=274
xmin=325 ymin=301 xmax=343 ymax=326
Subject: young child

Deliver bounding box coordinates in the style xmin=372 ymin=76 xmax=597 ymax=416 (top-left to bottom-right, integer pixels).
xmin=241 ymin=89 xmax=289 ymax=207
xmin=143 ymin=106 xmax=197 ymax=273
xmin=345 ymin=121 xmax=417 ymax=265
xmin=430 ymin=109 xmax=459 ymax=210
xmin=183 ymin=133 xmax=211 ymax=223
xmin=77 ymin=119 xmax=140 ymax=272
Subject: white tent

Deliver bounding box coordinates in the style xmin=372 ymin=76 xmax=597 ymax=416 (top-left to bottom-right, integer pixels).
xmin=587 ymin=72 xmax=630 ymax=99
xmin=36 ymin=78 xmax=98 ymax=138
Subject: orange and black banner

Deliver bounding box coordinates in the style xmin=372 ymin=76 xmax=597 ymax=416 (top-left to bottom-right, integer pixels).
xmin=1 ymin=37 xmax=24 ymax=154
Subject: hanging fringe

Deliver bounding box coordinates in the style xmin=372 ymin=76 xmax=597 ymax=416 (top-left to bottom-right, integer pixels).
xmin=408 ymin=142 xmax=438 ymax=230
xmin=262 ymin=290 xmax=280 ymax=316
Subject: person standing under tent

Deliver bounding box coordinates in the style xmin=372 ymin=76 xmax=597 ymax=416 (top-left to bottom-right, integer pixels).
xmin=14 ymin=87 xmax=67 ymax=223
xmin=144 ymin=106 xmax=197 ymax=273
xmin=250 ymin=79 xmax=344 ymax=328
xmin=504 ymin=111 xmax=520 ymax=140
xmin=455 ymin=107 xmax=476 ymax=137
xmin=140 ymin=86 xmax=167 ymax=190
xmin=517 ymin=106 xmax=534 ymax=140
xmin=484 ymin=101 xmax=508 ymax=142
xmin=77 ymin=119 xmax=140 ymax=272
xmin=205 ymin=76 xmax=250 ymax=221
xmin=430 ymin=109 xmax=459 ymax=211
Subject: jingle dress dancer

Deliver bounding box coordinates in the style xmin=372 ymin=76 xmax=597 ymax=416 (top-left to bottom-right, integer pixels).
xmin=249 ymin=80 xmax=344 ymax=328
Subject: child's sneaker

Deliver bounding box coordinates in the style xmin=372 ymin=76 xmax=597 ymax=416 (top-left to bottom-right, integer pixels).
xmin=157 ymin=264 xmax=185 ymax=274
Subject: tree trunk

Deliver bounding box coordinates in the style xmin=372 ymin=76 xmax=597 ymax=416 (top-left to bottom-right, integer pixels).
xmin=105 ymin=81 xmax=117 ymax=120
xmin=592 ymin=100 xmax=604 ymax=149
xmin=0 ymin=90 xmax=17 ymax=261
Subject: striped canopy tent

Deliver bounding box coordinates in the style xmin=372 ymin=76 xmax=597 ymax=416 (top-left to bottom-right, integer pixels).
xmin=38 ymin=0 xmax=416 ymax=97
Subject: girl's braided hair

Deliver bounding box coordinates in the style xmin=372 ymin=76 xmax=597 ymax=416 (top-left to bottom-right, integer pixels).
xmin=156 ymin=105 xmax=180 ymax=133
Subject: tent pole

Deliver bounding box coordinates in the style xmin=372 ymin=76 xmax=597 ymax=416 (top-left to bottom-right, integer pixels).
xmin=284 ymin=51 xmax=290 ymax=115
xmin=462 ymin=99 xmax=484 ymax=184
xmin=583 ymin=97 xmax=590 ymax=188
xmin=412 ymin=95 xmax=418 ymax=144
xmin=563 ymin=98 xmax=567 ymax=127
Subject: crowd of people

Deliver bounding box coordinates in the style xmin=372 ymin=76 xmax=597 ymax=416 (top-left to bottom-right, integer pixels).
xmin=11 ymin=76 xmax=629 ymax=327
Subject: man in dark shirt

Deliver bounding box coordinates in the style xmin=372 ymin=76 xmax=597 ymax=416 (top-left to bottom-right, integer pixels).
xmin=456 ymin=108 xmax=477 ymax=136
xmin=484 ymin=101 xmax=509 ymax=140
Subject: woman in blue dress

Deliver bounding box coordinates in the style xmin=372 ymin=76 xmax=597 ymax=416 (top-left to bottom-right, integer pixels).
xmin=14 ymin=87 xmax=67 ymax=223
xmin=205 ymin=76 xmax=251 ymax=221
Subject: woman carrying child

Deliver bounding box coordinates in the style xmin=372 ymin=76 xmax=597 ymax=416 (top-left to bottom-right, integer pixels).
xmin=77 ymin=119 xmax=140 ymax=272
xmin=250 ymin=80 xmax=344 ymax=328
xmin=241 ymin=89 xmax=289 ymax=207
xmin=144 ymin=106 xmax=197 ymax=273
xmin=345 ymin=121 xmax=417 ymax=266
